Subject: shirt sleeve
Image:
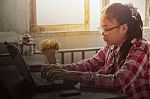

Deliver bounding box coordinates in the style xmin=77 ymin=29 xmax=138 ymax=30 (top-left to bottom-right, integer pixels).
xmin=62 ymin=45 xmax=109 ymax=72
xmin=70 ymin=47 xmax=148 ymax=91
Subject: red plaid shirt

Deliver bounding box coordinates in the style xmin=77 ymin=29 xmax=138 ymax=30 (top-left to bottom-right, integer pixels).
xmin=63 ymin=38 xmax=150 ymax=99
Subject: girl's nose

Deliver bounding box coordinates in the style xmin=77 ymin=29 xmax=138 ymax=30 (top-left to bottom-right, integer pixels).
xmin=101 ymin=31 xmax=105 ymax=36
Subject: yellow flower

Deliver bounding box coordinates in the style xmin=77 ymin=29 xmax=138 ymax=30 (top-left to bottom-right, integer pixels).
xmin=39 ymin=39 xmax=60 ymax=51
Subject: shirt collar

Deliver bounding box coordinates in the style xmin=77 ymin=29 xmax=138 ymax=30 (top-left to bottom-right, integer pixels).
xmin=131 ymin=38 xmax=145 ymax=44
xmin=110 ymin=45 xmax=119 ymax=53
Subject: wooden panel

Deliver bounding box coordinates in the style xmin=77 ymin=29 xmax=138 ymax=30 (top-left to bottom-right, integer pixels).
xmin=102 ymin=0 xmax=109 ymax=8
xmin=84 ymin=0 xmax=90 ymax=30
xmin=33 ymin=24 xmax=85 ymax=33
xmin=61 ymin=52 xmax=64 ymax=64
xmin=144 ymin=0 xmax=150 ymax=26
xmin=31 ymin=0 xmax=37 ymax=25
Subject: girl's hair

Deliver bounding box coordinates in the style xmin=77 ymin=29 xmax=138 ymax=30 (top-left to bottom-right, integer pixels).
xmin=102 ymin=3 xmax=143 ymax=72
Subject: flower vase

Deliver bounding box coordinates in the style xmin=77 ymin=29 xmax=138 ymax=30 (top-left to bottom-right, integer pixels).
xmin=42 ymin=49 xmax=57 ymax=64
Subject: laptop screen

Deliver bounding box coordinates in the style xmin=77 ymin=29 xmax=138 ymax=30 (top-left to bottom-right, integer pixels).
xmin=5 ymin=42 xmax=35 ymax=86
xmin=0 ymin=65 xmax=36 ymax=99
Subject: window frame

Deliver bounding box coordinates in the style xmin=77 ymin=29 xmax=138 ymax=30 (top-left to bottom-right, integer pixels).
xmin=144 ymin=0 xmax=150 ymax=26
xmin=30 ymin=0 xmax=90 ymax=33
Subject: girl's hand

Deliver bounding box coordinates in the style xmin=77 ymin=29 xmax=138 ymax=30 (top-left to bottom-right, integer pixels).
xmin=46 ymin=69 xmax=74 ymax=82
xmin=41 ymin=64 xmax=63 ymax=78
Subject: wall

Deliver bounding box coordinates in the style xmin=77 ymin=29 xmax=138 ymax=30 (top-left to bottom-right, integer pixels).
xmin=32 ymin=28 xmax=150 ymax=49
xmin=32 ymin=31 xmax=105 ymax=49
xmin=0 ymin=0 xmax=30 ymax=33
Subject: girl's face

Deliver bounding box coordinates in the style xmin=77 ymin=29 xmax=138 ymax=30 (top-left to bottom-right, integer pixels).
xmin=100 ymin=15 xmax=128 ymax=47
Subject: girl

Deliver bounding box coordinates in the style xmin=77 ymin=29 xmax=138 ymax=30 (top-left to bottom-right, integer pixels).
xmin=41 ymin=3 xmax=150 ymax=99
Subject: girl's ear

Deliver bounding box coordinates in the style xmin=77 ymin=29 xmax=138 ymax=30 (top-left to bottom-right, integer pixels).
xmin=121 ymin=24 xmax=128 ymax=34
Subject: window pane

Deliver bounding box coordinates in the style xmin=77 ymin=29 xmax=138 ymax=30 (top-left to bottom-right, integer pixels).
xmin=109 ymin=0 xmax=145 ymax=20
xmin=90 ymin=0 xmax=102 ymax=31
xmin=36 ymin=0 xmax=84 ymax=25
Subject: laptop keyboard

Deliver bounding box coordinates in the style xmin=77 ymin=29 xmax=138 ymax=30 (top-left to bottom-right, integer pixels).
xmin=31 ymin=72 xmax=64 ymax=85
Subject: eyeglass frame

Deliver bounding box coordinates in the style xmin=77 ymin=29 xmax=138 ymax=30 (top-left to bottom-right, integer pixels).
xmin=99 ymin=25 xmax=122 ymax=34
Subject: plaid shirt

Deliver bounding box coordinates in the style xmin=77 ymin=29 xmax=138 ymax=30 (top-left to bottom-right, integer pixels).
xmin=63 ymin=38 xmax=150 ymax=99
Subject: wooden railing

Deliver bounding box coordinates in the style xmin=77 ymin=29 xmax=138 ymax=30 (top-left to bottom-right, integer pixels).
xmin=35 ymin=47 xmax=103 ymax=64
xmin=58 ymin=47 xmax=102 ymax=64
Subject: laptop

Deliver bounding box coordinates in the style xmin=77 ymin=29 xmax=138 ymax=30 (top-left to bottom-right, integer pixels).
xmin=4 ymin=42 xmax=77 ymax=93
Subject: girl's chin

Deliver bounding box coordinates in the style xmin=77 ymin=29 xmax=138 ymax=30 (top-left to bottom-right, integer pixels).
xmin=106 ymin=43 xmax=112 ymax=46
xmin=105 ymin=41 xmax=112 ymax=45
xmin=105 ymin=40 xmax=111 ymax=45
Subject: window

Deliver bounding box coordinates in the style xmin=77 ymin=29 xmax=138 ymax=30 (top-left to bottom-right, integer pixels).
xmin=109 ymin=0 xmax=149 ymax=26
xmin=31 ymin=0 xmax=90 ymax=33
xmin=30 ymin=0 xmax=149 ymax=33
xmin=90 ymin=0 xmax=102 ymax=31
xmin=31 ymin=0 xmax=102 ymax=33
xmin=36 ymin=0 xmax=84 ymax=25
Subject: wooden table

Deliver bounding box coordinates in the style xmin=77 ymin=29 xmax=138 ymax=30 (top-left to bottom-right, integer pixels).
xmin=23 ymin=54 xmax=127 ymax=99
xmin=32 ymin=91 xmax=127 ymax=99
xmin=23 ymin=54 xmax=49 ymax=72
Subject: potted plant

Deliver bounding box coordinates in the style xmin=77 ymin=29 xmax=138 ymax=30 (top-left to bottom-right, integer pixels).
xmin=39 ymin=39 xmax=60 ymax=64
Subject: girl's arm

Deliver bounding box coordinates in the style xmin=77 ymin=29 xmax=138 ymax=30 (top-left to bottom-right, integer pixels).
xmin=62 ymin=45 xmax=109 ymax=72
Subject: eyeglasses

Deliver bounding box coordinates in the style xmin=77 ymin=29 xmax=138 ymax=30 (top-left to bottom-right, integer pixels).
xmin=99 ymin=25 xmax=121 ymax=34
